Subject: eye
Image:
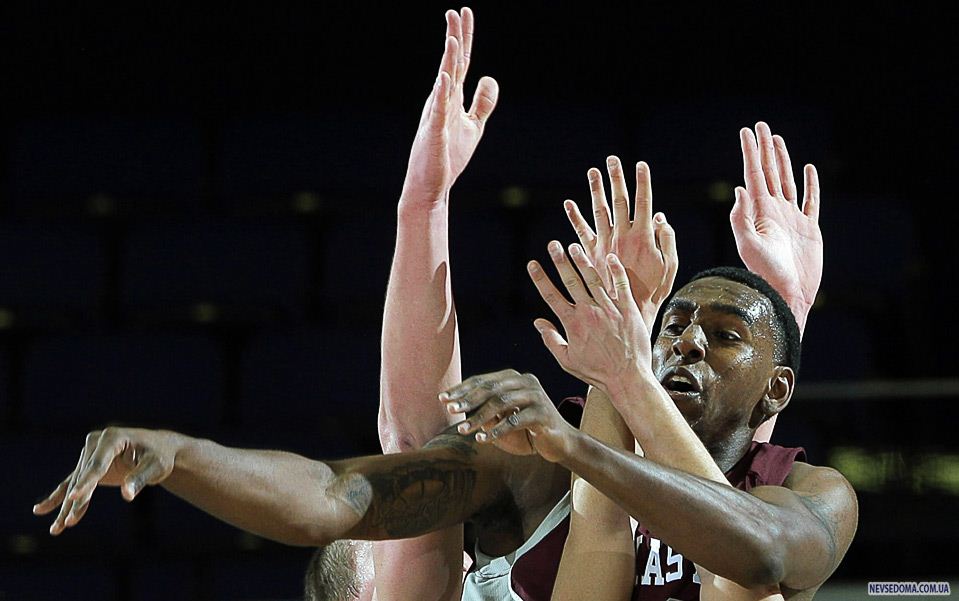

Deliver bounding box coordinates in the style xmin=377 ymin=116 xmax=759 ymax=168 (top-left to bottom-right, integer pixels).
xmin=662 ymin=321 xmax=686 ymax=336
xmin=716 ymin=330 xmax=741 ymax=342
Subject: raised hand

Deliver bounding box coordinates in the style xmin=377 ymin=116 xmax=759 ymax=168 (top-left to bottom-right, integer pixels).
xmin=732 ymin=122 xmax=822 ymax=329
xmin=401 ymin=8 xmax=499 ymax=205
xmin=563 ymin=157 xmax=678 ymax=330
xmin=440 ymin=369 xmax=575 ymax=463
xmin=33 ymin=428 xmax=179 ymax=535
xmin=527 ymin=242 xmax=652 ymax=393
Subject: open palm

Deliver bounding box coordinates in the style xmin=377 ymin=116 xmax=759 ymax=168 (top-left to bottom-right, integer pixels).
xmin=732 ymin=123 xmax=822 ymax=316
xmin=403 ymin=9 xmax=498 ymax=203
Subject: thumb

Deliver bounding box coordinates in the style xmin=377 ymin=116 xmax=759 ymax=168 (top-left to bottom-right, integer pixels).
xmin=469 ymin=76 xmax=499 ymax=127
xmin=121 ymin=452 xmax=167 ymax=501
xmin=533 ymin=318 xmax=569 ymax=365
xmin=730 ymin=187 xmax=759 ymax=242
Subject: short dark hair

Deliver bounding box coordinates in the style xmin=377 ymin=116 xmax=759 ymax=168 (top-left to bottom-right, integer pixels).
xmin=304 ymin=540 xmax=366 ymax=601
xmin=687 ymin=266 xmax=801 ymax=375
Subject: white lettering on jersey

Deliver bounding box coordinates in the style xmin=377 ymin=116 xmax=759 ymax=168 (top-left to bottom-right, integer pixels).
xmin=638 ymin=537 xmax=690 ymax=587
xmin=665 ymin=547 xmax=683 ymax=583
xmin=641 ymin=538 xmax=665 ymax=585
xmin=692 ymin=563 xmax=701 ymax=585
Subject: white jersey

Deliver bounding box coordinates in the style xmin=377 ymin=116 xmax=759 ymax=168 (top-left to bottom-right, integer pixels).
xmin=460 ymin=492 xmax=571 ymax=601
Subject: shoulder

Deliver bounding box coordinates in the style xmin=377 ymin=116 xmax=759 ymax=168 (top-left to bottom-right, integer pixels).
xmin=784 ymin=461 xmax=857 ymax=506
xmin=782 ymin=461 xmax=859 ymax=565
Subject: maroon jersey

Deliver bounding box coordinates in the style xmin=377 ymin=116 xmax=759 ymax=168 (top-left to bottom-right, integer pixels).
xmin=631 ymin=441 xmax=805 ymax=601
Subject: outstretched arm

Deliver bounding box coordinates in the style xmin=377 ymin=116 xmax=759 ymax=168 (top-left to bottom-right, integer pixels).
xmin=379 ymin=7 xmax=498 ymax=453
xmin=733 ymin=123 xmax=822 ymax=443
xmin=376 ymin=7 xmax=498 ymax=600
xmin=34 ymin=426 xmax=507 ymax=547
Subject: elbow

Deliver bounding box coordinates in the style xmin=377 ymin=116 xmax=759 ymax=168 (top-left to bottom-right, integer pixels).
xmin=739 ymin=530 xmax=787 ymax=587
xmin=376 ymin=415 xmax=420 ymax=453
xmin=744 ymin=554 xmax=786 ymax=588
xmin=377 ymin=406 xmax=436 ymax=453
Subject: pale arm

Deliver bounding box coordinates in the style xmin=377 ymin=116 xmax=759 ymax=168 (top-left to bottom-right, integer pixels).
xmin=551 ymin=387 xmax=636 ymax=601
xmin=376 ymin=8 xmax=498 ymax=600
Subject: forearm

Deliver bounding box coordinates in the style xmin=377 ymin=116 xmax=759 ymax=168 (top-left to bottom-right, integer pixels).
xmin=552 ymin=388 xmax=635 ymax=601
xmin=559 ymin=431 xmax=784 ymax=586
xmin=163 ymin=432 xmax=492 ymax=549
xmin=379 ymin=198 xmax=462 ymax=451
xmin=605 ymin=369 xmax=725 ymax=483
xmin=161 ymin=434 xmax=349 ymax=546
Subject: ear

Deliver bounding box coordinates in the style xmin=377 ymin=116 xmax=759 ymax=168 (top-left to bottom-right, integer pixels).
xmin=748 ymin=366 xmax=795 ymax=428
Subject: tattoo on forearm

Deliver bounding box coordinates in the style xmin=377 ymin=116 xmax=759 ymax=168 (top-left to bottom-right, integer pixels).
xmin=423 ymin=432 xmax=479 ymax=457
xmin=328 ymin=434 xmax=482 ymax=539
xmin=361 ymin=457 xmax=478 ymax=537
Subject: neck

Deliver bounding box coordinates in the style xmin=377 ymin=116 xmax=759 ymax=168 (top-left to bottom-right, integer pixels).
xmin=703 ymin=427 xmax=756 ymax=474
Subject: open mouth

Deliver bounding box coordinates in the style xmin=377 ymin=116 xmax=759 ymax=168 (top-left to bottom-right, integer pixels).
xmin=660 ymin=368 xmax=702 ymax=398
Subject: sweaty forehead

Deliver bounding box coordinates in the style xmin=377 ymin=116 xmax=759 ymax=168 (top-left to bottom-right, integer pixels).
xmin=670 ymin=277 xmax=773 ymax=324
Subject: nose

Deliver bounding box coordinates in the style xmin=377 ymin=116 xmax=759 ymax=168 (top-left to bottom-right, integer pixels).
xmin=672 ymin=324 xmax=707 ymax=362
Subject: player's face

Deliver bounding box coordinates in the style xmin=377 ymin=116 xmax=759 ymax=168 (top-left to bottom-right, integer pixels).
xmin=651 ymin=277 xmax=780 ymax=446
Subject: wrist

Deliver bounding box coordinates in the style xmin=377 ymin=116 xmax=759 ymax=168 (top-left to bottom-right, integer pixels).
xmin=602 ymin=364 xmax=659 ymax=410
xmin=398 ymin=182 xmax=450 ymax=211
xmin=162 ymin=430 xmax=200 ymax=471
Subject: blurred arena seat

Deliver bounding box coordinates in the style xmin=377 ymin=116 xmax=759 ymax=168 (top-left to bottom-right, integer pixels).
xmin=120 ymin=219 xmax=315 ymax=323
xmin=238 ymin=325 xmax=380 ymax=456
xmin=216 ymin=111 xmax=409 ymax=213
xmin=209 ymin=553 xmax=312 ymax=601
xmin=6 ymin=117 xmax=204 ymax=217
xmin=632 ymin=98 xmax=834 ymax=184
xmin=0 ymin=222 xmax=107 ymax=325
xmin=0 ymin=558 xmax=119 ymax=601
xmin=317 ymin=213 xmax=393 ymax=321
xmin=800 ymin=304 xmax=879 ymax=381
xmin=21 ymin=332 xmax=223 ymax=431
xmin=461 ymin=102 xmax=629 ymax=190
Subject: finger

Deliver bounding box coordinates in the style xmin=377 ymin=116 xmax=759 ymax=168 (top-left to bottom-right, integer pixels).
xmin=69 ymin=431 xmax=125 ymax=505
xmin=34 ymin=476 xmax=72 ymax=515
xmin=587 ymin=168 xmax=612 ymax=241
xmin=740 ymin=128 xmax=767 ymax=200
xmin=802 ymin=164 xmax=821 ymax=221
xmin=755 ymin=122 xmax=782 ymax=197
xmin=653 ymin=215 xmax=678 ymax=306
xmin=429 ymin=72 xmax=453 ymax=131
xmin=772 ymin=134 xmax=797 ymax=202
xmin=533 ymin=318 xmax=569 ymax=366
xmin=468 ymin=76 xmax=499 ymax=127
xmin=444 ymin=11 xmax=461 ymax=87
xmin=568 ymin=244 xmax=614 ymax=310
xmin=441 ymin=369 xmax=523 ymax=406
xmin=634 ymin=161 xmax=653 ymax=232
xmin=730 ymin=187 xmax=760 ymax=253
xmin=486 ymin=406 xmax=544 ymax=441
xmin=456 ymin=381 xmax=535 ymax=433
xmin=548 ymin=240 xmax=591 ymax=305
xmin=437 ymin=36 xmax=457 ymax=91
xmin=527 ymin=259 xmax=574 ymax=321
xmin=121 ymin=452 xmax=166 ymax=501
xmin=564 ymin=200 xmax=596 ymax=248
xmin=606 ymin=156 xmax=631 ymax=230
xmin=51 ymin=441 xmax=94 ymax=534
xmin=607 ymin=254 xmax=637 ymax=310
xmin=459 ymin=7 xmax=474 ymax=87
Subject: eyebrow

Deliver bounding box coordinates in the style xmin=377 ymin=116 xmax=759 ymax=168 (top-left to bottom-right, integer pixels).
xmin=664 ymin=298 xmax=756 ymax=325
